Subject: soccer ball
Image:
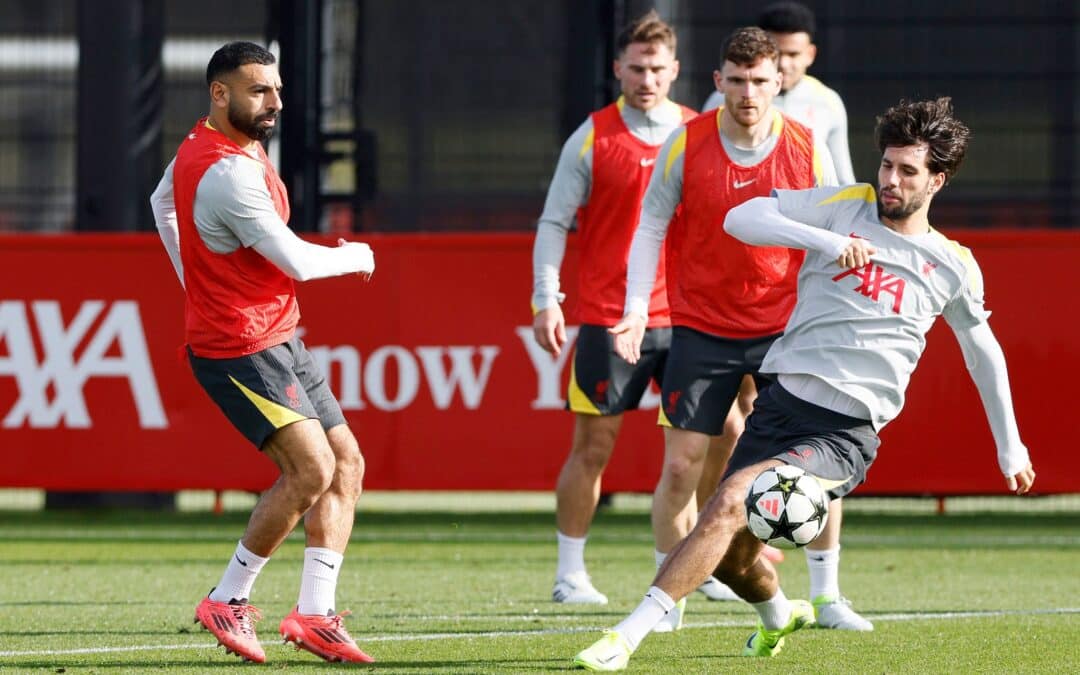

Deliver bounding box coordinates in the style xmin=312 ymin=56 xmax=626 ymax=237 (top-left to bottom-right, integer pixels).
xmin=744 ymin=465 xmax=829 ymax=549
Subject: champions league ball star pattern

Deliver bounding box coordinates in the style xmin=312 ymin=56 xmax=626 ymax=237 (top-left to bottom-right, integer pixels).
xmin=745 ymin=465 xmax=829 ymax=549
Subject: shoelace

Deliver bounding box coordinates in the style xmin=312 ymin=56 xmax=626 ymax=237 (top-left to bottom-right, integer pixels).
xmin=228 ymin=603 xmax=263 ymax=637
xmin=325 ymin=610 xmax=352 ymax=632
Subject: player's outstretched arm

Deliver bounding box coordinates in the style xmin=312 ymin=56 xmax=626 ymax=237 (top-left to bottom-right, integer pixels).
xmin=252 ymin=225 xmax=375 ymax=282
xmin=724 ymin=196 xmax=866 ymax=263
xmin=609 ymin=312 xmax=647 ymax=364
xmin=835 ymin=239 xmax=876 ymax=269
xmin=951 ymin=321 xmax=1035 ymax=494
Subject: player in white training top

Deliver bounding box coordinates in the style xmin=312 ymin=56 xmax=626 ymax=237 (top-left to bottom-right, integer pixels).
xmin=572 ymin=97 xmax=1034 ymax=670
xmin=700 ymin=2 xmax=866 ymax=630
xmin=703 ymin=2 xmax=854 ymax=183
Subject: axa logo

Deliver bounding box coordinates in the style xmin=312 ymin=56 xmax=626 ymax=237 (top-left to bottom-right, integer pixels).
xmin=832 ymin=263 xmax=907 ymax=314
xmin=0 ymin=300 xmax=166 ymax=429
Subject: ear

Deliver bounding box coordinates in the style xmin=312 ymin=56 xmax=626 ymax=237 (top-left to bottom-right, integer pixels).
xmin=929 ymin=172 xmax=947 ymax=194
xmin=612 ymin=58 xmax=622 ymax=81
xmin=712 ymin=69 xmax=723 ymax=91
xmin=670 ymin=58 xmax=680 ymax=81
xmin=805 ymin=42 xmax=818 ymax=67
xmin=209 ymin=81 xmax=229 ymax=109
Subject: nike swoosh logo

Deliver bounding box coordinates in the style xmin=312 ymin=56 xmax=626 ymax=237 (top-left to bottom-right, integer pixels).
xmin=640 ymin=157 xmax=656 ymax=167
xmin=599 ymin=654 xmax=619 ymax=664
xmin=235 ymin=554 xmax=247 ymax=567
xmin=314 ymin=558 xmax=336 ymax=570
xmin=734 ymin=178 xmax=756 ymax=189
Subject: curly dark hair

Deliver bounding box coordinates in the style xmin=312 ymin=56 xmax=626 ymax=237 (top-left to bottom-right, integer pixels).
xmin=721 ymin=26 xmax=779 ymax=68
xmin=206 ymin=41 xmax=276 ymax=87
xmin=616 ymin=10 xmax=677 ymax=56
xmin=875 ymin=97 xmax=971 ymax=183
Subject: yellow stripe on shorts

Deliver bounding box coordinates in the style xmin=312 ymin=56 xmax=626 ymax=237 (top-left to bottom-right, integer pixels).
xmin=657 ymin=405 xmax=673 ymax=428
xmin=567 ymin=359 xmax=601 ymax=415
xmin=812 ymin=476 xmax=852 ymax=490
xmin=228 ymin=375 xmax=307 ymax=429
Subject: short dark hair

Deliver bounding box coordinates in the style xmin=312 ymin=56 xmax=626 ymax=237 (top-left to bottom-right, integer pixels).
xmin=721 ymin=26 xmax=779 ymax=68
xmin=615 ymin=10 xmax=677 ymax=57
xmin=205 ymin=41 xmax=276 ymax=87
xmin=757 ymin=2 xmax=817 ymax=38
xmin=875 ymin=97 xmax=971 ymax=183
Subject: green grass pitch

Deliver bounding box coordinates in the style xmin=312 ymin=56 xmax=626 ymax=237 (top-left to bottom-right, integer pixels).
xmin=0 ymin=496 xmax=1077 ymax=673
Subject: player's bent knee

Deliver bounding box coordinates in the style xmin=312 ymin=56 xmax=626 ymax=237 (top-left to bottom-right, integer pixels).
xmin=662 ymin=453 xmax=706 ymax=490
xmin=700 ymin=487 xmax=746 ymax=530
xmin=335 ymin=450 xmax=365 ymax=502
xmin=575 ymin=417 xmax=619 ymax=450
xmin=571 ymin=443 xmax=614 ymax=474
xmin=299 ymin=461 xmax=335 ymax=501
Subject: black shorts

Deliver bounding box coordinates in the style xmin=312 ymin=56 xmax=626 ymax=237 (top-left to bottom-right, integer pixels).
xmin=659 ymin=326 xmax=778 ymax=435
xmin=188 ymin=336 xmax=347 ymax=449
xmin=567 ymin=324 xmax=671 ymax=415
xmin=723 ymin=384 xmax=879 ymax=499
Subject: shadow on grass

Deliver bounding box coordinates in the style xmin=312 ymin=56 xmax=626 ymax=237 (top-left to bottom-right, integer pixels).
xmin=0 ymin=510 xmax=1076 ymax=549
xmin=6 ymin=656 xmax=575 ymax=671
xmin=9 ymin=660 xmax=262 ymax=670
xmin=0 ymin=629 xmax=186 ymax=637
xmin=0 ymin=599 xmax=182 ymax=607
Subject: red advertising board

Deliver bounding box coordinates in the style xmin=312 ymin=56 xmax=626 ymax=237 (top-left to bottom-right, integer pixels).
xmin=0 ymin=231 xmax=1076 ymax=495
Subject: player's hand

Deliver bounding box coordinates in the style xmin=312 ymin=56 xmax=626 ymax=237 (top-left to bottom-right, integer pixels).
xmin=533 ymin=306 xmax=567 ymax=356
xmin=836 ymin=238 xmax=877 ymax=269
xmin=1005 ymin=462 xmax=1035 ymax=495
xmin=609 ymin=312 xmax=647 ymax=364
xmin=338 ymin=238 xmax=375 ymax=280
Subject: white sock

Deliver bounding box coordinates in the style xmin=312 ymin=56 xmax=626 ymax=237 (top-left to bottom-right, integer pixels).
xmin=752 ymin=587 xmax=792 ymax=631
xmin=297 ymin=547 xmax=344 ymax=615
xmin=556 ymin=531 xmax=587 ymax=579
xmin=209 ymin=541 xmax=269 ymax=603
xmin=805 ymin=546 xmax=841 ymax=600
xmin=654 ymin=549 xmax=667 ymax=569
xmin=614 ymin=586 xmax=676 ymax=651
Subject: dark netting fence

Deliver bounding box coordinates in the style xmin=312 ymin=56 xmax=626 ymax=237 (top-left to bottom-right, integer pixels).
xmin=0 ymin=0 xmax=1075 ymax=233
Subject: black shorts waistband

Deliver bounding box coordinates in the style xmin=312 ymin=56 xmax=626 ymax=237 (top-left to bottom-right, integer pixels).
xmin=768 ymin=383 xmax=873 ymax=428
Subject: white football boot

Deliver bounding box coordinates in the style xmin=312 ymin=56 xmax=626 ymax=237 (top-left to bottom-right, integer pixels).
xmin=553 ymin=571 xmax=609 ymax=604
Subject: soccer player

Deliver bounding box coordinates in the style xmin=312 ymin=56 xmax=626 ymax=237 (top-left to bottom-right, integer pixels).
xmin=531 ymin=11 xmax=698 ymax=608
xmin=573 ymin=97 xmax=1035 ymax=670
xmin=704 ymin=1 xmax=854 ymax=183
xmin=150 ymin=41 xmax=376 ymax=664
xmin=700 ymin=1 xmax=867 ymax=631
xmin=606 ymin=26 xmax=836 ymax=630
